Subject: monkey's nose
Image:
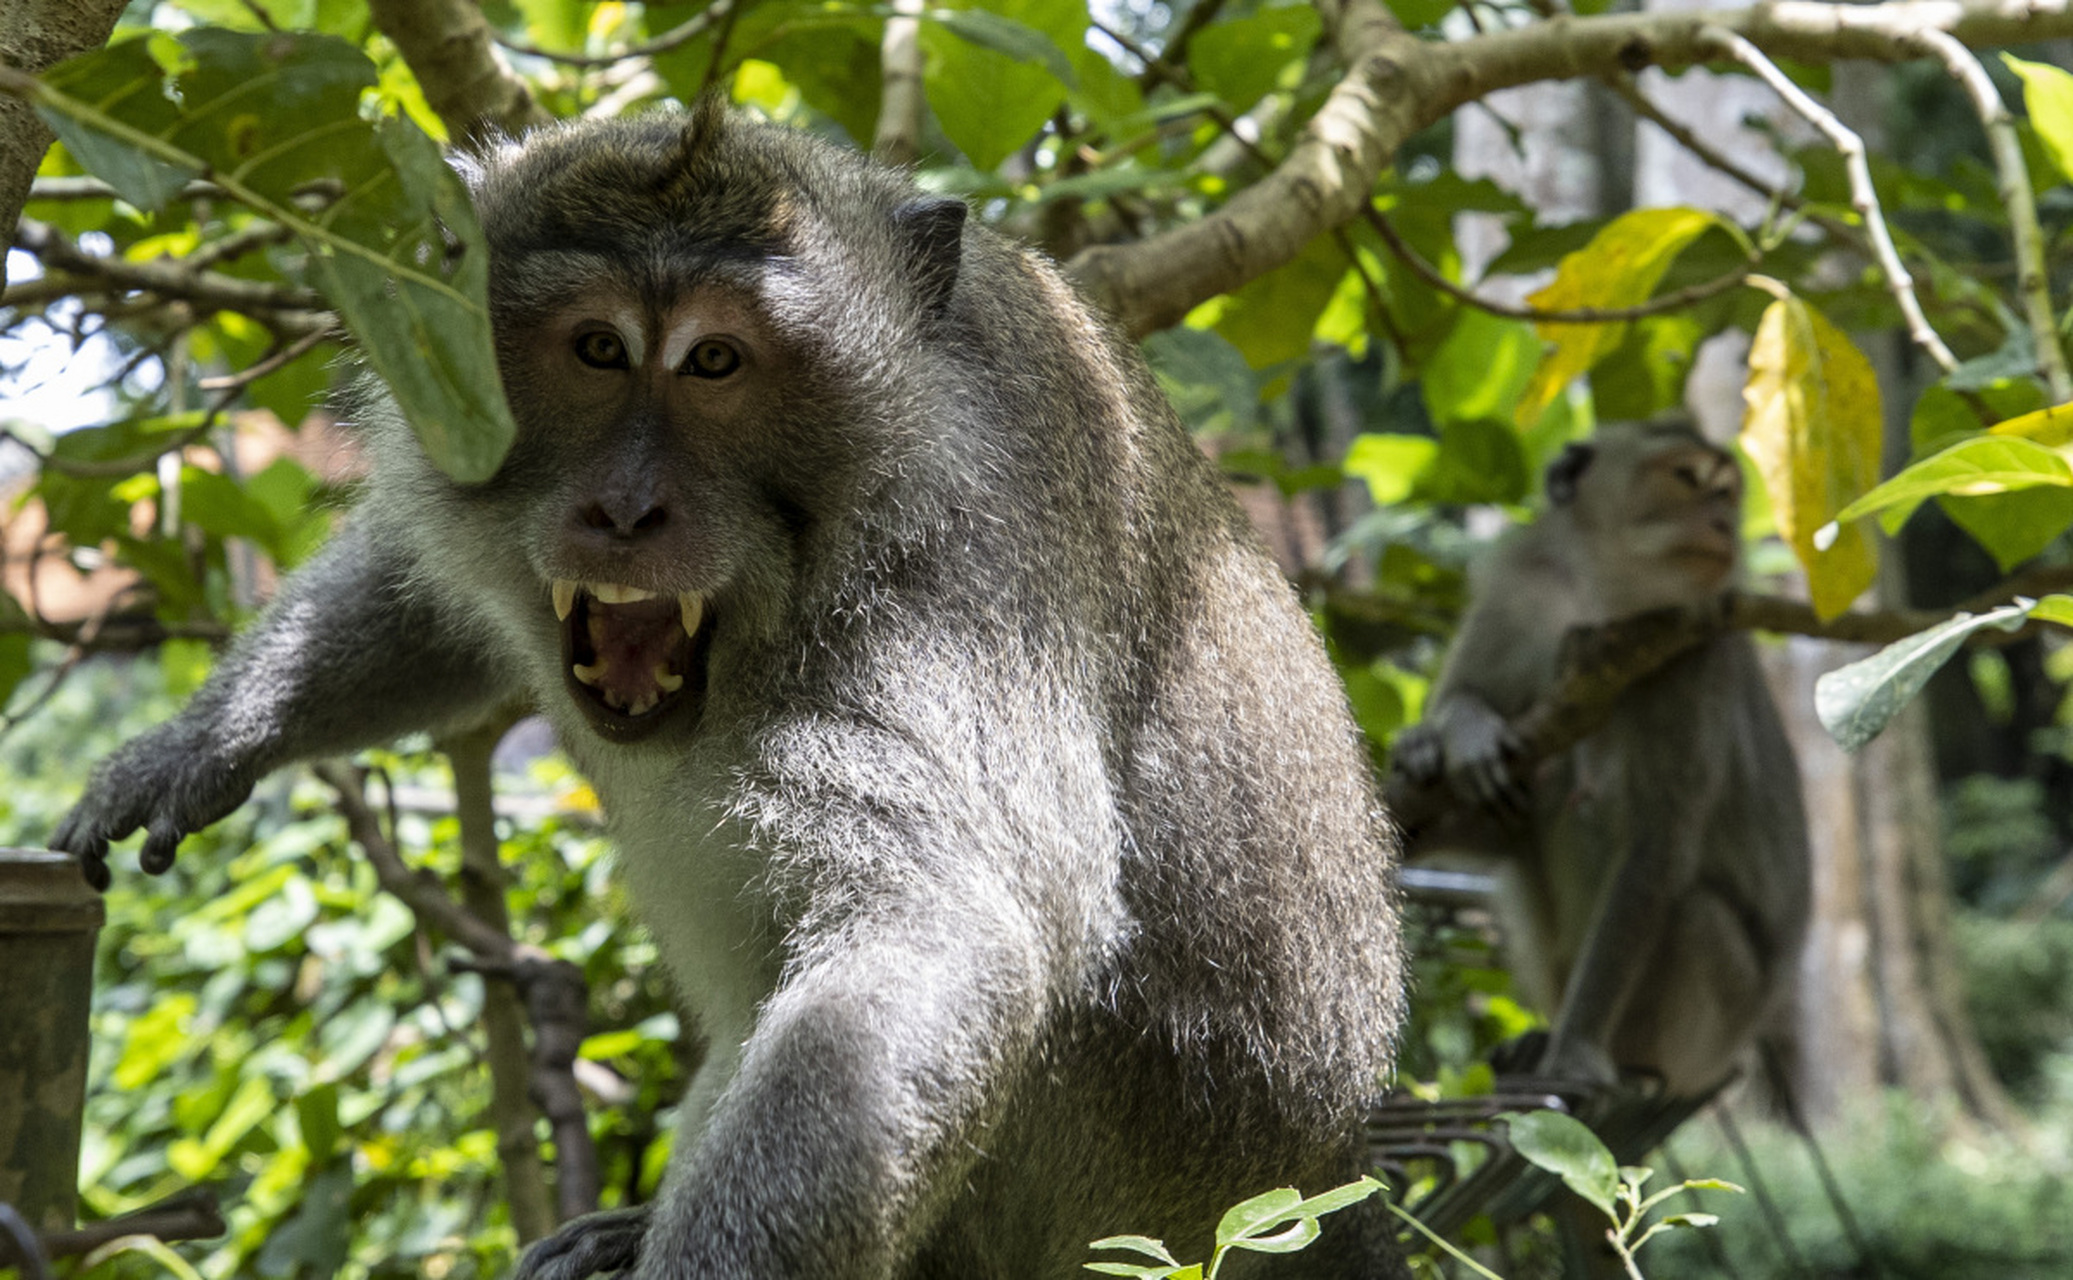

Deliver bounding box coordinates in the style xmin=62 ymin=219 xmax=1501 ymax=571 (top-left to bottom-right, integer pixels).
xmin=577 ymin=498 xmax=670 ymax=539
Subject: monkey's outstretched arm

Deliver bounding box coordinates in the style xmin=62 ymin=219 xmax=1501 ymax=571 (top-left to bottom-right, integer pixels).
xmin=52 ymin=520 xmax=515 ymax=887
xmin=667 ymin=896 xmax=1045 ymax=1271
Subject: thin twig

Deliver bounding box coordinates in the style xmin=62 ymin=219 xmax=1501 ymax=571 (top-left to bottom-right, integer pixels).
xmin=196 ymin=326 xmax=338 ymax=392
xmin=498 ymin=0 xmax=736 ymax=69
xmin=1701 ymin=26 xmax=1960 ymax=374
xmin=1912 ymin=28 xmax=2072 ymax=401
xmin=26 ymin=177 xmax=223 ymax=202
xmin=8 ymin=216 xmax=331 ymax=330
xmin=1366 ymin=207 xmax=1756 ymax=323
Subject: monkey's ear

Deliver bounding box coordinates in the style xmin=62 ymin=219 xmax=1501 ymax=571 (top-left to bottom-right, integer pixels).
xmin=1545 ymin=442 xmax=1596 ymax=505
xmin=894 ymin=195 xmax=967 ymax=313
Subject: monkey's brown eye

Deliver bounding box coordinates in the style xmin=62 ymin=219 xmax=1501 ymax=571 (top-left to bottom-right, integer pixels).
xmin=575 ymin=331 xmax=629 ymax=370
xmin=682 ymin=338 xmax=742 ymax=379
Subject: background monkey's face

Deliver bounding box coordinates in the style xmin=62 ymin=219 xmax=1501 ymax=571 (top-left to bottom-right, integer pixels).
xmin=1560 ymin=427 xmax=1745 ymax=613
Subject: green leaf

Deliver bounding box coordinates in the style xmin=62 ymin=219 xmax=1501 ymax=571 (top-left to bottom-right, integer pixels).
xmin=0 ymin=634 xmax=32 ymax=711
xmin=1658 ymin=1212 xmax=1721 ymax=1229
xmin=1188 ymin=6 xmax=1320 ymax=109
xmin=35 ymin=37 xmax=200 ymax=209
xmin=1814 ymin=601 xmax=2031 ymax=752
xmin=1221 ymin=1218 xmax=1320 ymax=1255
xmin=1424 ymin=418 xmax=1530 ymax=505
xmin=29 ymin=31 xmax=516 ymax=482
xmin=1144 ymin=326 xmax=1257 ymax=436
xmin=297 ymin=1083 xmax=343 ymax=1160
xmin=1384 ymin=0 xmax=1457 ymax=26
xmin=1344 ymin=435 xmax=1438 ymax=504
xmin=1938 ymin=486 xmax=2073 ymax=572
xmin=1215 ymin=1186 xmax=1304 ymax=1246
xmin=1423 ymin=310 xmax=1539 ymax=427
xmin=1287 ymin=1176 xmax=1386 ymax=1219
xmin=1837 ymin=436 xmax=2073 ymax=526
xmin=2030 ymin=594 xmax=2073 ymax=628
xmin=1088 ymin=1236 xmax=1178 ymax=1265
xmin=1213 ymin=235 xmax=1348 ymax=370
xmin=931 ymin=8 xmax=1076 ymax=85
xmin=2004 ymin=54 xmax=2073 ymax=182
xmin=1740 ymin=289 xmax=1881 ymax=619
xmin=113 ymin=994 xmax=199 ymax=1090
xmin=1518 ymin=207 xmax=1724 ymax=425
xmin=1501 ymin=1110 xmax=1619 ymax=1218
xmin=921 ymin=0 xmax=1080 ymax=170
xmin=179 ymin=465 xmax=285 ymax=551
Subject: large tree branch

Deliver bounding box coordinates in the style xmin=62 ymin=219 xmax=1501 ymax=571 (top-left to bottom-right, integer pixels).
xmin=1067 ymin=0 xmax=2073 ymax=336
xmin=363 ymin=0 xmax=549 ymax=150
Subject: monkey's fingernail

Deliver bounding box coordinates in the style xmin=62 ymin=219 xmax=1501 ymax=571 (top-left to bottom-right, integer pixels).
xmin=679 ymin=592 xmax=704 ymax=638
xmin=553 ymin=579 xmax=577 ymax=620
xmin=573 ymin=661 xmax=604 ymax=686
xmin=590 ymin=582 xmax=657 ymax=604
xmin=654 ymin=664 xmax=684 ymax=693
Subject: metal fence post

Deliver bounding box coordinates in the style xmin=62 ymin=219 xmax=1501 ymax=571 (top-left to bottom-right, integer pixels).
xmin=0 ymin=848 xmax=102 ymax=1232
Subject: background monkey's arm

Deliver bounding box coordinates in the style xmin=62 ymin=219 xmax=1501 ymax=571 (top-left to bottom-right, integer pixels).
xmin=1395 ymin=532 xmax=1575 ymax=815
xmin=53 ymin=519 xmax=516 ymax=885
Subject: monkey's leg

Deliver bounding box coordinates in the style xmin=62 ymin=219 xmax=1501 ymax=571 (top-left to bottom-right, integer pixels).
xmin=52 ymin=521 xmax=513 ymax=886
xmin=1536 ymin=832 xmax=1689 ymax=1087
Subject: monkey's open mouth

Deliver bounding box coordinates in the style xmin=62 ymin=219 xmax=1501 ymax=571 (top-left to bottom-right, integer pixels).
xmin=554 ymin=580 xmax=713 ymax=740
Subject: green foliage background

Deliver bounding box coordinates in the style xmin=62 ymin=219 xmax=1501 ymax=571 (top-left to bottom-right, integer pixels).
xmin=5 ymin=0 xmax=2073 ymax=1276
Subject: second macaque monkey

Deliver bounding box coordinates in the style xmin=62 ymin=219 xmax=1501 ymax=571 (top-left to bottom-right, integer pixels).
xmin=1396 ymin=420 xmax=1810 ymax=1099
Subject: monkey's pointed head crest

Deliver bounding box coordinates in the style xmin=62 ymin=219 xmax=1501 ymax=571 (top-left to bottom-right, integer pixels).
xmin=654 ymin=93 xmax=729 ymax=195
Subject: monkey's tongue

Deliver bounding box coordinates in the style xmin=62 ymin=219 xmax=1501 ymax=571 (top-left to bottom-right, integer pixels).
xmin=574 ymin=599 xmax=690 ymax=717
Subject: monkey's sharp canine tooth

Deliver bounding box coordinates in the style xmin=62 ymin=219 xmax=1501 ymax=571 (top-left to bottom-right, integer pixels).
xmin=679 ymin=592 xmax=704 ymax=638
xmin=572 ymin=662 xmax=604 ymax=686
xmin=591 ymin=582 xmax=657 ymax=604
xmin=654 ymin=664 xmax=685 ymax=693
xmin=552 ymin=579 xmax=577 ymax=621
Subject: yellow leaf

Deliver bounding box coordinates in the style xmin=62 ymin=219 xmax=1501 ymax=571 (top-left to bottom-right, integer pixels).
xmin=1740 ymin=293 xmax=1881 ymax=619
xmin=1987 ymin=400 xmax=2073 ymax=447
xmin=1517 ymin=207 xmax=1723 ymax=426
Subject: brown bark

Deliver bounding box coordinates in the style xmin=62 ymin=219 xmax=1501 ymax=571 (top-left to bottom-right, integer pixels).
xmin=0 ymin=0 xmax=128 ymax=292
xmin=444 ymin=723 xmax=557 ymax=1243
xmin=363 ymin=0 xmax=549 ymax=150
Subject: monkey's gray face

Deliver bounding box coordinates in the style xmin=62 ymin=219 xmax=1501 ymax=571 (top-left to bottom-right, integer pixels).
xmin=493 ymin=278 xmax=800 ymax=743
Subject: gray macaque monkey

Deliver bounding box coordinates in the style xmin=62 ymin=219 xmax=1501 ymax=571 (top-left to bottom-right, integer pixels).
xmin=54 ymin=102 xmax=1406 ymax=1279
xmin=1395 ymin=421 xmax=1809 ymax=1100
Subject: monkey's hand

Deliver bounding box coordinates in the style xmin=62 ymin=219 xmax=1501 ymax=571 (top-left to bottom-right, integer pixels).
xmin=1391 ymin=723 xmax=1445 ymax=786
xmin=514 ymin=1206 xmax=648 ymax=1280
xmin=51 ymin=716 xmax=259 ymax=891
xmin=1412 ymin=696 xmax=1527 ymax=818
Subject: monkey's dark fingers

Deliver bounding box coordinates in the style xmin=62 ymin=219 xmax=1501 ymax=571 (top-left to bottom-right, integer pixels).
xmin=51 ymin=809 xmax=123 ymax=890
xmin=140 ymin=819 xmax=186 ymax=876
xmin=516 ymin=1206 xmax=648 ymax=1280
xmin=77 ymin=850 xmax=112 ymax=893
xmin=1392 ymin=727 xmax=1444 ymax=784
xmin=1459 ymin=760 xmax=1527 ymax=818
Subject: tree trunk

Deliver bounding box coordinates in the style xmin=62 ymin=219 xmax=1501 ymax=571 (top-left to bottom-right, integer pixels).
xmin=0 ymin=0 xmax=130 ymax=291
